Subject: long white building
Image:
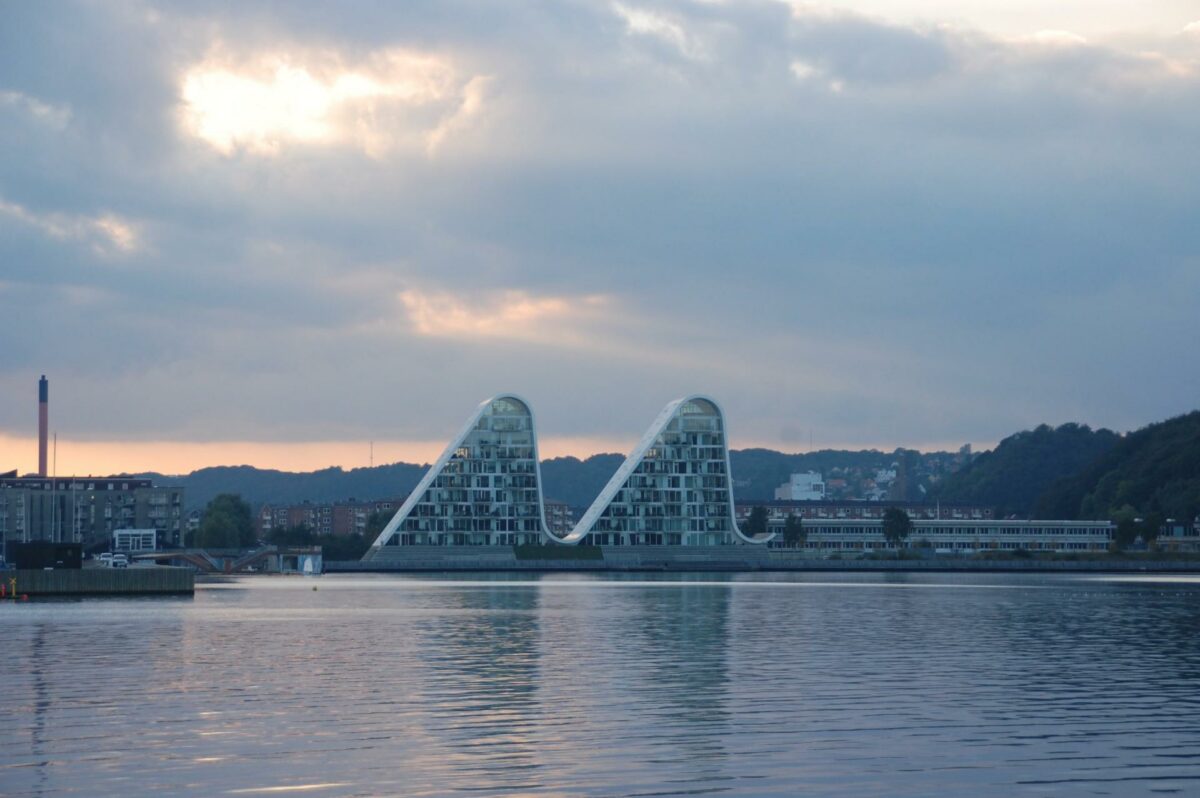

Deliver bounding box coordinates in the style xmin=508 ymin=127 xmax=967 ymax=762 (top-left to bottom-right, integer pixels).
xmin=768 ymin=518 xmax=1113 ymax=554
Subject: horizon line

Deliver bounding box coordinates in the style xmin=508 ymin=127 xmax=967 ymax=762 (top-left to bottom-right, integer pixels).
xmin=0 ymin=433 xmax=996 ymax=478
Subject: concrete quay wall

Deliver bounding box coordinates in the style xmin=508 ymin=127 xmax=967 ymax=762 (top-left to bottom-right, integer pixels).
xmin=330 ymin=546 xmax=1200 ymax=574
xmin=5 ymin=567 xmax=194 ymax=596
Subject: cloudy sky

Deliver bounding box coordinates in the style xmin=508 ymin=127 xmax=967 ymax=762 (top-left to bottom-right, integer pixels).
xmin=2 ymin=1 xmax=1198 ymax=475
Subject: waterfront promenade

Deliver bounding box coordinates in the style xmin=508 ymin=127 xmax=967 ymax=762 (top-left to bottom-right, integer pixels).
xmin=331 ymin=546 xmax=1200 ymax=574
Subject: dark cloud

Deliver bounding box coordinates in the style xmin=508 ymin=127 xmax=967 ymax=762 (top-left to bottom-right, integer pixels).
xmin=1 ymin=0 xmax=1198 ymax=457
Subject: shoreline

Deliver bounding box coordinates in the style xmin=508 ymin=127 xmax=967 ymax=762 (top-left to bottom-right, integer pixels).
xmin=327 ymin=554 xmax=1200 ymax=575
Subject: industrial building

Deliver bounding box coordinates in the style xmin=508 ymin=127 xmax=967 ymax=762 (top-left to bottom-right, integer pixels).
xmin=1 ymin=376 xmax=185 ymax=553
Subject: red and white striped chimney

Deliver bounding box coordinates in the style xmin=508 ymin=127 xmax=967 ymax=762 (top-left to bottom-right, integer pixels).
xmin=38 ymin=375 xmax=48 ymax=477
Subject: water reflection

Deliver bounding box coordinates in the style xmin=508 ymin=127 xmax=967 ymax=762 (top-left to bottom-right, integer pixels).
xmin=410 ymin=585 xmax=544 ymax=793
xmin=1 ymin=573 xmax=1199 ymax=797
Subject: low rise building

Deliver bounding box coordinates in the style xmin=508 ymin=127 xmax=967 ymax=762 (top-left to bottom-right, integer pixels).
xmin=113 ymin=528 xmax=158 ymax=553
xmin=1156 ymin=520 xmax=1200 ymax=552
xmin=767 ymin=518 xmax=1113 ymax=553
xmin=736 ymin=500 xmax=995 ymax=525
xmin=774 ymin=471 xmax=826 ymax=501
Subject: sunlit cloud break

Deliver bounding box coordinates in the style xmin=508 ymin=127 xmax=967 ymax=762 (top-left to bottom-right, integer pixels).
xmin=613 ymin=2 xmax=704 ymax=59
xmin=0 ymin=89 xmax=71 ymax=129
xmin=0 ymin=196 xmax=140 ymax=256
xmin=180 ymin=46 xmax=489 ymax=157
xmin=398 ymin=288 xmax=611 ymax=343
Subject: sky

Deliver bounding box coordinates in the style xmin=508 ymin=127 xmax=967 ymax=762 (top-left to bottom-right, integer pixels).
xmin=1 ymin=1 xmax=1198 ymax=476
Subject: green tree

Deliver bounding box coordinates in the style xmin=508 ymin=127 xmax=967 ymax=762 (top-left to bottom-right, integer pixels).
xmin=882 ymin=507 xmax=912 ymax=548
xmin=317 ymin=533 xmax=371 ymax=561
xmin=743 ymin=506 xmax=769 ymax=538
xmin=1140 ymin=512 xmax=1164 ymax=547
xmin=1113 ymin=519 xmax=1138 ymax=549
xmin=268 ymin=523 xmax=315 ymax=547
xmin=195 ymin=493 xmax=255 ymax=550
xmin=364 ymin=510 xmax=392 ymax=541
xmin=782 ymin=514 xmax=805 ymax=548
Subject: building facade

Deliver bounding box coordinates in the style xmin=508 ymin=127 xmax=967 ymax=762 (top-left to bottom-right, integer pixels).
xmin=113 ymin=528 xmax=158 ymax=552
xmin=766 ymin=518 xmax=1113 ymax=554
xmin=1156 ymin=520 xmax=1200 ymax=552
xmin=552 ymin=396 xmax=767 ymax=546
xmin=365 ymin=395 xmax=548 ymax=556
xmin=774 ymin=471 xmax=826 ymax=501
xmin=736 ymin=500 xmax=995 ymax=526
xmin=0 ymin=477 xmax=185 ymax=551
xmin=256 ymin=498 xmax=403 ymax=538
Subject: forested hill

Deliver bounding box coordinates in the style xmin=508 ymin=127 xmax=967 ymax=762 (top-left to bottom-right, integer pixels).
xmin=1033 ymin=411 xmax=1200 ymax=521
xmin=136 ymin=456 xmax=632 ymax=512
xmin=540 ymin=454 xmax=625 ymax=508
xmin=134 ymin=463 xmax=427 ymax=512
xmin=126 ymin=411 xmax=1200 ymax=520
xmin=136 ymin=448 xmax=957 ymax=511
xmin=930 ymin=423 xmax=1120 ymax=517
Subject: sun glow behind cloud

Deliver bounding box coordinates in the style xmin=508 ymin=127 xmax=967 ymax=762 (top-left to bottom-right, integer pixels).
xmin=180 ymin=48 xmax=487 ymax=156
xmin=0 ymin=196 xmax=141 ymax=256
xmin=398 ymin=289 xmax=611 ymax=342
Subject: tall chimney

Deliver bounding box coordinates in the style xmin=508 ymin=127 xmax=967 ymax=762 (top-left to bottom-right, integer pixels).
xmin=38 ymin=375 xmax=48 ymax=477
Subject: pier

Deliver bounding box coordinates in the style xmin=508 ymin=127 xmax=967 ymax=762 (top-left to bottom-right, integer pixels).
xmin=2 ymin=567 xmax=194 ymax=597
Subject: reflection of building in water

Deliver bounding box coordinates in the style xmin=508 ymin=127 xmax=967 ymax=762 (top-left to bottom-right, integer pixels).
xmin=534 ymin=577 xmax=735 ymax=788
xmin=411 ymin=583 xmax=544 ymax=791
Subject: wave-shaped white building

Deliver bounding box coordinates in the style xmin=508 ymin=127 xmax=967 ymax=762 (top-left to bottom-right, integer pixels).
xmin=548 ymin=395 xmax=767 ymax=546
xmin=364 ymin=395 xmax=548 ymax=559
xmin=363 ymin=393 xmax=767 ymax=561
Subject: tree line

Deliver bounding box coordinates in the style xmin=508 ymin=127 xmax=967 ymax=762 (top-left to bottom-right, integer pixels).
xmin=187 ymin=493 xmax=387 ymax=560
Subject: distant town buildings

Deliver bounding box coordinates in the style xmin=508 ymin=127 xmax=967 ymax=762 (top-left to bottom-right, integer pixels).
xmin=0 ymin=477 xmax=185 ymax=550
xmin=0 ymin=376 xmax=185 ymax=553
xmin=774 ymin=471 xmax=826 ymax=501
xmin=736 ymin=500 xmax=995 ymax=524
xmin=256 ymin=498 xmax=403 ymax=538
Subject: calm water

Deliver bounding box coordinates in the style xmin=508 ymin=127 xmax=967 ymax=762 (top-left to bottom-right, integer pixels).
xmin=2 ymin=572 xmax=1199 ymax=797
